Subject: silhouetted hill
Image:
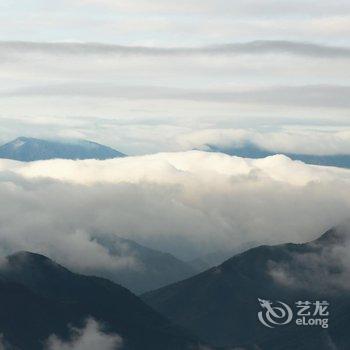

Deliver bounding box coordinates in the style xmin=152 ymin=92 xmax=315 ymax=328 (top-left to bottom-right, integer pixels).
xmin=0 ymin=251 xmax=200 ymax=350
xmin=0 ymin=137 xmax=125 ymax=161
xmin=143 ymin=227 xmax=350 ymax=349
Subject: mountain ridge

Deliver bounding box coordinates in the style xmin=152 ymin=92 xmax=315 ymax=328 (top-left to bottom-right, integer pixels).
xmin=89 ymin=235 xmax=197 ymax=293
xmin=207 ymin=143 xmax=350 ymax=169
xmin=142 ymin=227 xmax=350 ymax=349
xmin=0 ymin=137 xmax=125 ymax=161
xmin=0 ymin=250 xmax=201 ymax=350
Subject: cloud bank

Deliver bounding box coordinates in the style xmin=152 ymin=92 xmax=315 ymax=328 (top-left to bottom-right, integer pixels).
xmin=2 ymin=40 xmax=350 ymax=58
xmin=3 ymin=84 xmax=350 ymax=111
xmin=0 ymin=151 xmax=349 ymax=270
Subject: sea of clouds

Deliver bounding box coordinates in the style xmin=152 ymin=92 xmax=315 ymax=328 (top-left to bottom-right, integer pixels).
xmin=0 ymin=151 xmax=349 ymax=277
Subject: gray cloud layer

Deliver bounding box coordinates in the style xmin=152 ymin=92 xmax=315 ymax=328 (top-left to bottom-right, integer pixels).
xmin=2 ymin=83 xmax=349 ymax=109
xmin=1 ymin=40 xmax=350 ymax=58
xmin=1 ymin=2 xmax=349 ymax=153
xmin=0 ymin=38 xmax=349 ymax=154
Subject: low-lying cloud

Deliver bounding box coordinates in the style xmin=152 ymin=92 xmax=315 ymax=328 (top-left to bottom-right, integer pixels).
xmin=46 ymin=318 xmax=123 ymax=350
xmin=179 ymin=128 xmax=350 ymax=155
xmin=269 ymin=225 xmax=350 ymax=293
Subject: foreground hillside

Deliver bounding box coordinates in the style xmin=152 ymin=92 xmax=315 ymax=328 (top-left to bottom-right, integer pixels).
xmin=0 ymin=251 xmax=200 ymax=350
xmin=143 ymin=227 xmax=350 ymax=349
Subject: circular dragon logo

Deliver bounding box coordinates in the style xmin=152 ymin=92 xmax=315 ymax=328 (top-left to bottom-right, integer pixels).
xmin=258 ymin=298 xmax=293 ymax=328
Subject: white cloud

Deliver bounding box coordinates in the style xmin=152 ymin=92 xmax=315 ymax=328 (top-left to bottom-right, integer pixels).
xmin=0 ymin=335 xmax=11 ymax=350
xmin=10 ymin=150 xmax=350 ymax=186
xmin=0 ymin=151 xmax=349 ymax=264
xmin=46 ymin=318 xmax=123 ymax=350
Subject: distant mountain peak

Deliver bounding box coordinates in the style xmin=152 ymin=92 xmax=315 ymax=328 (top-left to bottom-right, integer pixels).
xmin=15 ymin=136 xmax=33 ymax=141
xmin=207 ymin=142 xmax=350 ymax=169
xmin=6 ymin=251 xmax=61 ymax=268
xmin=8 ymin=250 xmax=49 ymax=262
xmin=11 ymin=137 xmax=28 ymax=148
xmin=4 ymin=251 xmax=73 ymax=285
xmin=0 ymin=137 xmax=125 ymax=161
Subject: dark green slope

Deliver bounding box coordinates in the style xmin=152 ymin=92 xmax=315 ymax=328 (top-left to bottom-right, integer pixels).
xmin=0 ymin=252 xmax=200 ymax=350
xmin=142 ymin=228 xmax=350 ymax=349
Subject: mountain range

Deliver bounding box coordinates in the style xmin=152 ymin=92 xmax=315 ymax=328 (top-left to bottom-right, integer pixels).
xmin=0 ymin=251 xmax=202 ymax=350
xmin=0 ymin=137 xmax=125 ymax=161
xmin=208 ymin=143 xmax=350 ymax=168
xmin=187 ymin=242 xmax=256 ymax=272
xmin=2 ymin=137 xmax=350 ymax=169
xmin=91 ymin=235 xmax=197 ymax=294
xmin=143 ymin=227 xmax=350 ymax=349
xmin=0 ymin=228 xmax=349 ymax=349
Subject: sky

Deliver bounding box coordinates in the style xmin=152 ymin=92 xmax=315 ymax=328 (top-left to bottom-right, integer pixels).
xmin=0 ymin=0 xmax=349 ymax=154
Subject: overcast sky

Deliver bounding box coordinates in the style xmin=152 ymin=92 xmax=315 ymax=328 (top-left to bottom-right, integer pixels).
xmin=0 ymin=0 xmax=349 ymax=154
